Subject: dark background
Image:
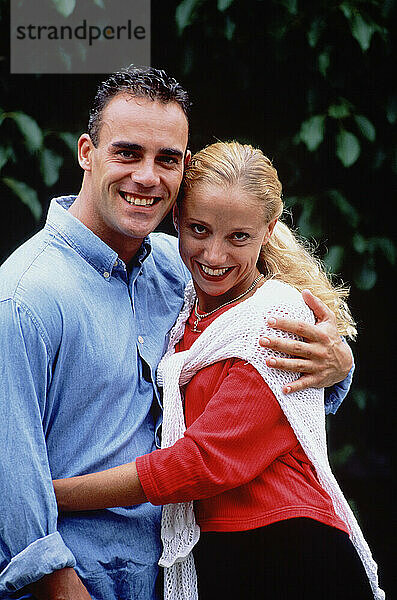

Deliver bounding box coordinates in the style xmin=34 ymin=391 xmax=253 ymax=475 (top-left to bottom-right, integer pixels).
xmin=1 ymin=0 xmax=395 ymax=596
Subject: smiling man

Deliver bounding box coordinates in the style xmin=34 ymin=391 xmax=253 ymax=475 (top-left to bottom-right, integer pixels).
xmin=0 ymin=66 xmax=352 ymax=600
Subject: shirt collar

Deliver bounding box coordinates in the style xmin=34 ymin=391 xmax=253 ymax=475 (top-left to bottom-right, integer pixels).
xmin=45 ymin=196 xmax=152 ymax=277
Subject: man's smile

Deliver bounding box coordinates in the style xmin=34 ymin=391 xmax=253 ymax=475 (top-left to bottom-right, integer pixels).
xmin=119 ymin=191 xmax=161 ymax=207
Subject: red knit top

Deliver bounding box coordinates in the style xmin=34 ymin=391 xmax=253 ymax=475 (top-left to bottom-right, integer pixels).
xmin=136 ymin=302 xmax=348 ymax=534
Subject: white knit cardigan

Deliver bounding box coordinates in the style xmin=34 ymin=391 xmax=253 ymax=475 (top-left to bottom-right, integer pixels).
xmin=156 ymin=279 xmax=385 ymax=600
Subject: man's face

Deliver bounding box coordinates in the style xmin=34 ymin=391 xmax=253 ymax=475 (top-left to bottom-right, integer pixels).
xmin=79 ymin=93 xmax=189 ymax=259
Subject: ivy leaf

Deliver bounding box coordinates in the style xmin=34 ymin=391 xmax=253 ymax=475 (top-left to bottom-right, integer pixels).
xmin=3 ymin=177 xmax=42 ymax=221
xmin=299 ymin=115 xmax=325 ymax=152
xmin=324 ymin=245 xmax=344 ymax=272
xmin=40 ymin=148 xmax=63 ymax=187
xmin=58 ymin=132 xmax=78 ymax=156
xmin=176 ymin=0 xmax=201 ymax=34
xmin=328 ymin=103 xmax=350 ymax=119
xmin=336 ymin=129 xmax=360 ymax=167
xmin=354 ymin=115 xmax=376 ymax=142
xmin=386 ymin=96 xmax=397 ymax=125
xmin=280 ymin=0 xmax=298 ymax=15
xmin=9 ymin=112 xmax=43 ymax=153
xmin=217 ymin=0 xmax=234 ymax=11
xmin=224 ymin=16 xmax=235 ymax=40
xmin=0 ymin=146 xmax=10 ymax=172
xmin=328 ymin=189 xmax=360 ymax=228
xmin=350 ymin=14 xmax=376 ymax=52
xmin=354 ymin=260 xmax=377 ymax=290
xmin=318 ymin=50 xmax=330 ymax=77
xmin=51 ymin=0 xmax=76 ymax=18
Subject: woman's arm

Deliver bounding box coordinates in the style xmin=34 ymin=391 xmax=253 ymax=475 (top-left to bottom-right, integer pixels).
xmin=54 ymin=461 xmax=147 ymax=512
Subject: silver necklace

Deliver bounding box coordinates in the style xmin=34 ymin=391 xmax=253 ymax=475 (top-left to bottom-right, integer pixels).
xmin=191 ymin=274 xmax=264 ymax=333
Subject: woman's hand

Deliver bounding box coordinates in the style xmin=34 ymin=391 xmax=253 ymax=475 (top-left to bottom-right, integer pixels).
xmin=53 ymin=462 xmax=147 ymax=512
xmin=259 ymin=289 xmax=353 ymax=394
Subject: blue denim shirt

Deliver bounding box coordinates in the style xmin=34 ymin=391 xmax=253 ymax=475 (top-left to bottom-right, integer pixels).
xmin=0 ymin=197 xmax=190 ymax=599
xmin=0 ymin=196 xmax=350 ymax=599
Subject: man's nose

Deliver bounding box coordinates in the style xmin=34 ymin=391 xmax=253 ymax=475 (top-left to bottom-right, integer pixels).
xmin=131 ymin=159 xmax=160 ymax=187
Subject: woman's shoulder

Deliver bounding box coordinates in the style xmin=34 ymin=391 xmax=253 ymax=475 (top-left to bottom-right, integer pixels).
xmin=250 ymin=278 xmax=314 ymax=324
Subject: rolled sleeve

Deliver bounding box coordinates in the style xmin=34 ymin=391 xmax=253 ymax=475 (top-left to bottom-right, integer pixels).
xmin=0 ymin=299 xmax=74 ymax=593
xmin=0 ymin=533 xmax=75 ymax=595
xmin=324 ymin=360 xmax=355 ymax=415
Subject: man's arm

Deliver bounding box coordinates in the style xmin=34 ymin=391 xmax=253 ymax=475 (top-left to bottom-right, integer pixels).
xmin=259 ymin=289 xmax=353 ymax=399
xmin=0 ymin=300 xmax=85 ymax=598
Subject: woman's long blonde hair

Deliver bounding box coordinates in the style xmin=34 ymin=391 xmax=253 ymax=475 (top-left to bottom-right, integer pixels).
xmin=183 ymin=141 xmax=356 ymax=339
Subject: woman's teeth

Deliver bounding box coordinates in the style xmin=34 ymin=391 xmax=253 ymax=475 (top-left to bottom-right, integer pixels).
xmin=122 ymin=193 xmax=156 ymax=206
xmin=200 ymin=264 xmax=230 ymax=276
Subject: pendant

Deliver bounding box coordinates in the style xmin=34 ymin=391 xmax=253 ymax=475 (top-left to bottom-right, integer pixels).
xmin=192 ymin=318 xmax=201 ymax=333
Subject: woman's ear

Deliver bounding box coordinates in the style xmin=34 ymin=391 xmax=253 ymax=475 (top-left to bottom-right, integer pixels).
xmin=263 ymin=218 xmax=278 ymax=245
xmin=172 ymin=204 xmax=180 ymax=233
xmin=78 ymin=133 xmax=94 ymax=172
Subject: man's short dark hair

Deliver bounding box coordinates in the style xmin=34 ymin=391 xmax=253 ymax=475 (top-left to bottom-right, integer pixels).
xmin=88 ymin=65 xmax=191 ymax=146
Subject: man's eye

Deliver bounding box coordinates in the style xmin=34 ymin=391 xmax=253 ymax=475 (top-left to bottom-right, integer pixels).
xmin=191 ymin=224 xmax=207 ymax=234
xmin=118 ymin=150 xmax=137 ymax=159
xmin=158 ymin=155 xmax=179 ymax=165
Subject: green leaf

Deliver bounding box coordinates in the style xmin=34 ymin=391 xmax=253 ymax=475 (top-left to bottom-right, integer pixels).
xmin=0 ymin=146 xmax=10 ymax=171
xmin=224 ymin=16 xmax=235 ymax=40
xmin=336 ymin=129 xmax=360 ymax=167
xmin=328 ymin=190 xmax=360 ymax=228
xmin=352 ymin=389 xmax=367 ymax=411
xmin=331 ymin=444 xmax=355 ymax=468
xmin=386 ymin=96 xmax=397 ymax=124
xmin=354 ymin=115 xmax=376 ymax=142
xmin=58 ymin=132 xmax=78 ymax=156
xmin=352 ymin=233 xmax=367 ymax=254
xmin=350 ymin=14 xmax=376 ymax=52
xmin=217 ymin=0 xmax=234 ymax=11
xmin=9 ymin=112 xmax=43 ymax=153
xmin=354 ymin=261 xmax=377 ymax=290
xmin=324 ymin=245 xmax=344 ymax=272
xmin=176 ymin=0 xmax=201 ymax=34
xmin=280 ymin=0 xmax=298 ymax=15
xmin=51 ymin=0 xmax=76 ymax=18
xmin=307 ymin=18 xmax=324 ymax=48
xmin=318 ymin=50 xmax=330 ymax=77
xmin=299 ymin=115 xmax=325 ymax=152
xmin=40 ymin=148 xmax=63 ymax=187
xmin=3 ymin=177 xmax=42 ymax=221
xmin=369 ymin=237 xmax=396 ymax=266
xmin=328 ymin=103 xmax=350 ymax=119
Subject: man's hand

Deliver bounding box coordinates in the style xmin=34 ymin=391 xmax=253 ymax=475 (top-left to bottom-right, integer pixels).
xmin=26 ymin=567 xmax=92 ymax=600
xmin=259 ymin=289 xmax=353 ymax=394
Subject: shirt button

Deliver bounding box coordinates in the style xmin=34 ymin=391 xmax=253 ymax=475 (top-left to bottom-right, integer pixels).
xmin=103 ymin=271 xmax=110 ymax=279
xmin=138 ymin=336 xmax=144 ymax=344
xmin=114 ymin=260 xmax=118 ymax=267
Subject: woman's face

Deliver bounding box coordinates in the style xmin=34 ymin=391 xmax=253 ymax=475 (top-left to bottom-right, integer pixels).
xmin=176 ymin=182 xmax=276 ymax=311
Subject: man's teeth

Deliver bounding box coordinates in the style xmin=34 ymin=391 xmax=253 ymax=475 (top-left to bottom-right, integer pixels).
xmin=123 ymin=193 xmax=156 ymax=206
xmin=200 ymin=264 xmax=230 ymax=276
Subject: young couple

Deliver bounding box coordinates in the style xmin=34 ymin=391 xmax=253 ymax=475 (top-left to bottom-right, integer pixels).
xmin=54 ymin=140 xmax=383 ymax=599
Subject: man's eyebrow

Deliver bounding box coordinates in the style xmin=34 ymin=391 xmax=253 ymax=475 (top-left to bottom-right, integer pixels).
xmin=111 ymin=142 xmax=143 ymax=151
xmin=110 ymin=142 xmax=184 ymax=159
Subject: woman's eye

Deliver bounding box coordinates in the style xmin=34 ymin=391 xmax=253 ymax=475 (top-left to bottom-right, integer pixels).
xmin=231 ymin=232 xmax=249 ymax=241
xmin=191 ymin=224 xmax=207 ymax=234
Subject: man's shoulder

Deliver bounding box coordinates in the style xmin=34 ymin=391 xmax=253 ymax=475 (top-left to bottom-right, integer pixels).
xmin=148 ymin=232 xmax=189 ymax=281
xmin=0 ymin=227 xmax=76 ymax=310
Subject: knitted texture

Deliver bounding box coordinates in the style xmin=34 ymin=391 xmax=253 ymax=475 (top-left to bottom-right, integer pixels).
xmin=157 ymin=279 xmax=384 ymax=600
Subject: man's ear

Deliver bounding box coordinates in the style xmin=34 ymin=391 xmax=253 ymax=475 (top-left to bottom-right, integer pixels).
xmin=78 ymin=134 xmax=94 ymax=172
xmin=172 ymin=204 xmax=179 ymax=233
xmin=184 ymin=149 xmax=192 ymax=169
